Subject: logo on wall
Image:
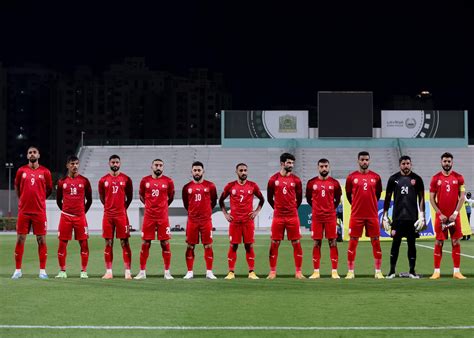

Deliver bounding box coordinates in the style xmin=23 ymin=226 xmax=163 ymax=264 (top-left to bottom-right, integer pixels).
xmin=405 ymin=118 xmax=417 ymax=129
xmin=279 ymin=115 xmax=297 ymax=133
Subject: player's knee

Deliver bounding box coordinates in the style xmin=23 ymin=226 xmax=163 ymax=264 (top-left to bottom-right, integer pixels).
xmin=231 ymin=244 xmax=239 ymax=251
xmin=452 ymin=239 xmax=461 ymax=246
xmin=160 ymin=240 xmax=168 ymax=247
xmin=244 ymin=243 xmax=252 ymax=251
xmin=204 ymin=244 xmax=212 ymax=249
xmin=329 ymin=240 xmax=337 ymax=247
xmin=291 ymin=240 xmax=300 ymax=244
xmin=314 ymin=240 xmax=321 ymax=248
xmin=36 ymin=236 xmax=46 ymax=245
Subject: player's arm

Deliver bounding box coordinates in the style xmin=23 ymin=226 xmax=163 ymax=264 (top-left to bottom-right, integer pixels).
xmin=383 ymin=177 xmax=394 ymax=214
xmin=295 ymin=178 xmax=303 ymax=208
xmin=345 ymin=174 xmax=353 ymax=205
xmin=167 ymin=179 xmax=175 ymax=206
xmin=267 ymin=177 xmax=275 ymax=209
xmin=375 ymin=175 xmax=382 ymax=201
xmin=98 ymin=178 xmax=105 ymax=205
xmin=182 ymin=184 xmax=189 ymax=211
xmin=450 ymin=183 xmax=466 ymax=222
xmin=416 ymin=177 xmax=425 ymax=213
xmin=305 ymin=180 xmax=313 ymax=207
xmin=429 ymin=191 xmax=446 ymax=222
xmin=125 ymin=177 xmax=133 ymax=209
xmin=139 ymin=178 xmax=146 ymax=205
xmin=84 ymin=179 xmax=92 ymax=213
xmin=219 ymin=184 xmax=232 ymax=222
xmin=210 ymin=183 xmax=217 ymax=209
xmin=14 ymin=168 xmax=22 ymax=199
xmin=334 ymin=181 xmax=342 ymax=209
xmin=250 ymin=184 xmax=265 ymax=220
xmin=45 ymin=169 xmax=53 ymax=198
xmin=56 ymin=179 xmax=63 ymax=210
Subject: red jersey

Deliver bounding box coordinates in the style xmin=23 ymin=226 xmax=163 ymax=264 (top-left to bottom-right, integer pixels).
xmin=182 ymin=180 xmax=217 ymax=222
xmin=219 ymin=180 xmax=264 ymax=222
xmin=306 ymin=176 xmax=342 ymax=221
xmin=430 ymin=171 xmax=464 ymax=216
xmin=15 ymin=164 xmax=52 ymax=214
xmin=139 ymin=175 xmax=175 ymax=219
xmin=267 ymin=172 xmax=303 ymax=217
xmin=98 ymin=173 xmax=133 ymax=217
xmin=56 ymin=175 xmax=92 ymax=216
xmin=345 ymin=170 xmax=382 ymax=219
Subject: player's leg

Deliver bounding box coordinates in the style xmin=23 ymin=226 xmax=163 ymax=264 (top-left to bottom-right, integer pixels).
xmin=366 ymin=219 xmax=383 ymax=278
xmin=184 ymin=221 xmax=198 ymax=279
xmin=451 ymin=221 xmax=466 ymax=279
xmin=56 ymin=240 xmax=69 ymax=278
xmin=79 ymin=239 xmax=89 ymax=278
xmin=160 ymin=240 xmax=173 ymax=280
xmin=406 ymin=227 xmax=418 ymax=278
xmin=135 ymin=239 xmax=151 ymax=280
xmin=387 ymin=232 xmax=402 ymax=278
xmin=328 ymin=238 xmax=340 ymax=279
xmin=202 ymin=223 xmax=216 ymax=279
xmin=346 ymin=218 xmax=363 ymax=279
xmin=56 ymin=213 xmax=74 ymax=278
xmin=268 ymin=216 xmax=284 ymax=279
xmin=243 ymin=221 xmax=257 ymax=279
xmin=74 ymin=216 xmax=89 ymax=278
xmin=12 ymin=233 xmax=27 ymax=279
xmin=102 ymin=216 xmax=114 ymax=278
xmin=286 ymin=216 xmax=304 ymax=279
xmin=225 ymin=222 xmax=240 ymax=279
xmin=431 ymin=217 xmax=446 ymax=279
xmin=310 ymin=239 xmax=322 ymax=279
xmin=120 ymin=238 xmax=132 ymax=279
xmin=31 ymin=213 xmax=48 ymax=279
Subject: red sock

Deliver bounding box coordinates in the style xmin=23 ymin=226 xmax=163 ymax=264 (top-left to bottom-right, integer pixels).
xmin=204 ymin=246 xmax=214 ymax=270
xmin=79 ymin=240 xmax=89 ymax=271
xmin=292 ymin=241 xmax=303 ymax=273
xmin=38 ymin=242 xmax=47 ymax=270
xmin=104 ymin=243 xmax=113 ymax=269
xmin=371 ymin=238 xmax=382 ymax=270
xmin=245 ymin=246 xmax=255 ymax=271
xmin=434 ymin=242 xmax=443 ymax=269
xmin=269 ymin=241 xmax=280 ymax=272
xmin=58 ymin=240 xmax=68 ymax=270
xmin=452 ymin=243 xmax=461 ymax=268
xmin=227 ymin=245 xmax=237 ymax=271
xmin=122 ymin=242 xmax=132 ymax=270
xmin=330 ymin=245 xmax=338 ymax=270
xmin=347 ymin=238 xmax=359 ymax=270
xmin=161 ymin=242 xmax=171 ymax=270
xmin=312 ymin=245 xmax=321 ymax=270
xmin=139 ymin=242 xmax=150 ymax=270
xmin=15 ymin=242 xmax=25 ymax=269
xmin=185 ymin=247 xmax=195 ymax=271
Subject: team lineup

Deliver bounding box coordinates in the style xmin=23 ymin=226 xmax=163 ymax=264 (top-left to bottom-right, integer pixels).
xmin=10 ymin=146 xmax=468 ymax=280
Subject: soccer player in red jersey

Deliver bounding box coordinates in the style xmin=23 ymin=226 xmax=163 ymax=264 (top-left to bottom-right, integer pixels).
xmin=219 ymin=163 xmax=265 ymax=280
xmin=134 ymin=159 xmax=175 ymax=280
xmin=429 ymin=152 xmax=467 ymax=279
xmin=266 ymin=153 xmax=304 ymax=279
xmin=55 ymin=155 xmax=92 ymax=279
xmin=345 ymin=151 xmax=384 ymax=279
xmin=182 ymin=161 xmax=218 ymax=279
xmin=11 ymin=146 xmax=53 ymax=279
xmin=98 ymin=155 xmax=133 ymax=279
xmin=306 ymin=159 xmax=342 ymax=279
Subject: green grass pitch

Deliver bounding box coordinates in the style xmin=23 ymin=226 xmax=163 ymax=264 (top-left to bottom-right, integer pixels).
xmin=1 ymin=234 xmax=473 ymax=337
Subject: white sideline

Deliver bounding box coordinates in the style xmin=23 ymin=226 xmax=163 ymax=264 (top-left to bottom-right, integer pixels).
xmin=1 ymin=325 xmax=474 ymax=331
xmin=415 ymin=243 xmax=474 ymax=259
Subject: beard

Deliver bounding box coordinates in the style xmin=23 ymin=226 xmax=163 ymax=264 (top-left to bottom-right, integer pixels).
xmin=442 ymin=164 xmax=452 ymax=172
xmin=193 ymin=174 xmax=202 ymax=182
xmin=154 ymin=169 xmax=163 ymax=177
xmin=29 ymin=158 xmax=38 ymax=163
xmin=110 ymin=166 xmax=119 ymax=172
xmin=284 ymin=166 xmax=293 ymax=173
xmin=402 ymin=168 xmax=411 ymax=175
xmin=359 ymin=164 xmax=368 ymax=170
xmin=319 ymin=170 xmax=329 ymax=177
xmin=239 ymin=174 xmax=247 ymax=181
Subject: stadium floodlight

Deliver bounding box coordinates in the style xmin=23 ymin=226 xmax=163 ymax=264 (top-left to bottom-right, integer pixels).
xmin=5 ymin=162 xmax=14 ymax=217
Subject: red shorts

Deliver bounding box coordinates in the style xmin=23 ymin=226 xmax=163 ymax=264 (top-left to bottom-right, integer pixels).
xmin=102 ymin=214 xmax=130 ymax=239
xmin=348 ymin=218 xmax=380 ymax=238
xmin=17 ymin=212 xmax=48 ymax=235
xmin=141 ymin=215 xmax=171 ymax=241
xmin=229 ymin=221 xmax=255 ymax=244
xmin=434 ymin=215 xmax=463 ymax=241
xmin=58 ymin=213 xmax=88 ymax=241
xmin=311 ymin=218 xmax=337 ymax=240
xmin=271 ymin=216 xmax=301 ymax=241
xmin=186 ymin=220 xmax=213 ymax=245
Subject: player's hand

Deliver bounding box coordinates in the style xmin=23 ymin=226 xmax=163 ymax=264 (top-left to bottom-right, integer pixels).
xmin=382 ymin=215 xmax=391 ymax=232
xmin=414 ymin=212 xmax=425 ymax=232
xmin=249 ymin=210 xmax=260 ymax=220
xmin=448 ymin=210 xmax=459 ymax=222
xmin=438 ymin=213 xmax=447 ymax=223
xmin=224 ymin=213 xmax=233 ymax=222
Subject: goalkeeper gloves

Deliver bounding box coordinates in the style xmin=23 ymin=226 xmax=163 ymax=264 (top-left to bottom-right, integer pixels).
xmin=382 ymin=214 xmax=391 ymax=232
xmin=414 ymin=212 xmax=425 ymax=232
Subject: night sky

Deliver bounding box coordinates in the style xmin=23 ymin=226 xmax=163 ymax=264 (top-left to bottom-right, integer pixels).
xmin=1 ymin=1 xmax=473 ymax=113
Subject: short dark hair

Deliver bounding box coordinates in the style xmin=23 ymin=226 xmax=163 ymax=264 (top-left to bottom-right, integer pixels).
xmin=192 ymin=161 xmax=204 ymax=169
xmin=280 ymin=152 xmax=295 ymax=163
xmin=236 ymin=163 xmax=247 ymax=169
xmin=67 ymin=155 xmax=79 ymax=163
xmin=318 ymin=158 xmax=329 ymax=165
xmin=467 ymin=192 xmax=472 ymax=199
xmin=358 ymin=151 xmax=370 ymax=159
xmin=109 ymin=154 xmax=120 ymax=161
xmin=399 ymin=155 xmax=411 ymax=164
xmin=152 ymin=158 xmax=164 ymax=164
xmin=27 ymin=146 xmax=40 ymax=153
xmin=441 ymin=152 xmax=453 ymax=160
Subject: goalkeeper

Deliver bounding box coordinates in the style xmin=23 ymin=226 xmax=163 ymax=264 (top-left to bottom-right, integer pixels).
xmin=382 ymin=155 xmax=425 ymax=279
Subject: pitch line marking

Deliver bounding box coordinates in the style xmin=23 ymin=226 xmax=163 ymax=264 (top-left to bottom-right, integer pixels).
xmin=1 ymin=325 xmax=474 ymax=331
xmin=415 ymin=243 xmax=474 ymax=259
